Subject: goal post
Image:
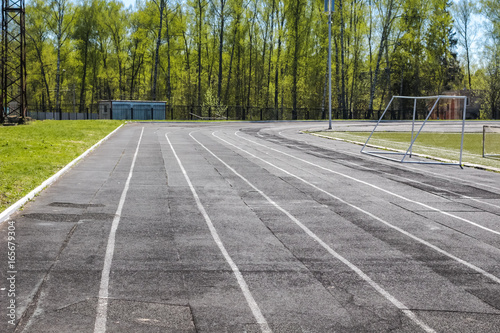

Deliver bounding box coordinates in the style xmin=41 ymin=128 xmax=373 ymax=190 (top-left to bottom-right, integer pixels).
xmin=361 ymin=95 xmax=468 ymax=167
xmin=483 ymin=125 xmax=500 ymax=158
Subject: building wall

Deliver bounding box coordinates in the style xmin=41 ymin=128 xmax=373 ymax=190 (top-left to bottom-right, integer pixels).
xmin=98 ymin=101 xmax=167 ymax=120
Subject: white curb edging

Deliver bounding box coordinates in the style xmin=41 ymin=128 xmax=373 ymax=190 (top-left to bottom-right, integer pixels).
xmin=0 ymin=123 xmax=124 ymax=224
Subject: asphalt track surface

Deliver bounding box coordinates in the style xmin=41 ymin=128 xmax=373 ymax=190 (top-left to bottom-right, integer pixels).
xmin=1 ymin=121 xmax=500 ymax=333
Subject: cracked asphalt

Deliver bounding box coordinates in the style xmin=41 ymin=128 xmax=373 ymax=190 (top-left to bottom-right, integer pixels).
xmin=1 ymin=121 xmax=500 ymax=332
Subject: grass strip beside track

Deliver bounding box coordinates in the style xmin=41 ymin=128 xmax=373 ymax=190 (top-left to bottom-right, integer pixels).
xmin=0 ymin=120 xmax=124 ymax=213
xmin=313 ymin=131 xmax=500 ymax=170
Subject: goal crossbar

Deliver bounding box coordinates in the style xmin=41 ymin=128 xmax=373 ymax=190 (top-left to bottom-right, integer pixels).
xmin=361 ymin=95 xmax=467 ymax=167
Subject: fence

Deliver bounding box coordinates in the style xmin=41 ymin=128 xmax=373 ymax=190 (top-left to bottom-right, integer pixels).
xmin=165 ymin=106 xmax=342 ymax=121
xmin=25 ymin=105 xmax=483 ymax=121
xmin=28 ymin=110 xmax=98 ymax=120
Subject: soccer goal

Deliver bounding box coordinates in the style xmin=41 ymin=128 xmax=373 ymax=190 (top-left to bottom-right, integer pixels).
xmin=483 ymin=125 xmax=500 ymax=159
xmin=361 ymin=95 xmax=468 ymax=167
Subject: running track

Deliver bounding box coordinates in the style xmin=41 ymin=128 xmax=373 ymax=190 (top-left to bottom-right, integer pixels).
xmin=1 ymin=121 xmax=500 ymax=332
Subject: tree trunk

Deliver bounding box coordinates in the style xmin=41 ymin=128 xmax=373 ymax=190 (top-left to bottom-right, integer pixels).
xmin=247 ymin=8 xmax=257 ymax=108
xmin=197 ymin=0 xmax=204 ymax=111
xmin=291 ymin=0 xmax=302 ymax=120
xmin=340 ymin=0 xmax=347 ymax=119
xmin=91 ymin=44 xmax=98 ymax=113
xmin=368 ymin=0 xmax=373 ymax=118
xmin=334 ymin=35 xmax=341 ymax=116
xmin=165 ymin=10 xmax=172 ymax=104
xmin=217 ymin=0 xmax=227 ymax=103
xmin=274 ymin=32 xmax=282 ymax=113
xmin=368 ymin=0 xmax=394 ymax=115
xmin=265 ymin=0 xmax=276 ymax=108
xmin=465 ymin=37 xmax=471 ymax=89
xmin=224 ymin=10 xmax=241 ymax=105
xmin=79 ymin=31 xmax=90 ymax=113
xmin=152 ymin=0 xmax=165 ymax=101
xmin=181 ymin=25 xmax=192 ymax=106
xmin=29 ymin=34 xmax=52 ymax=112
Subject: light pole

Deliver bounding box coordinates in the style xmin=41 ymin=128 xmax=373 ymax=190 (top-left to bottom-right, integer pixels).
xmin=325 ymin=0 xmax=334 ymax=130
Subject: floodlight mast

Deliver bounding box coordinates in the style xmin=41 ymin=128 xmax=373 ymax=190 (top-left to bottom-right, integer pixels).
xmin=325 ymin=0 xmax=334 ymax=130
xmin=1 ymin=0 xmax=27 ymax=124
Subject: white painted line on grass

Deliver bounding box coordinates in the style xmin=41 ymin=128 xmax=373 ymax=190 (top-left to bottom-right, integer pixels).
xmin=212 ymin=132 xmax=500 ymax=286
xmin=235 ymin=131 xmax=500 ymax=236
xmin=165 ymin=133 xmax=272 ymax=333
xmin=0 ymin=124 xmax=125 ymax=225
xmin=194 ymin=132 xmax=435 ymax=333
xmin=94 ymin=127 xmax=144 ymax=333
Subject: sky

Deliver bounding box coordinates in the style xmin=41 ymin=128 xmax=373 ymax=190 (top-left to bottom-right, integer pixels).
xmin=121 ymin=0 xmax=136 ymax=9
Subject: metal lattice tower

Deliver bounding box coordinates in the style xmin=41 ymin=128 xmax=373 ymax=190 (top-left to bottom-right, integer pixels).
xmin=1 ymin=0 xmax=26 ymax=124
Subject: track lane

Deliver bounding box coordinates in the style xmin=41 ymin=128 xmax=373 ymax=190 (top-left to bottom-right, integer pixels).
xmin=233 ymin=130 xmax=500 ymax=236
xmin=204 ymin=127 xmax=498 ymax=314
xmin=189 ymin=131 xmax=441 ymax=332
xmin=3 ymin=122 xmax=500 ymax=333
xmin=227 ymin=129 xmax=500 ymax=243
xmin=165 ymin=132 xmax=272 ymax=333
xmin=194 ymin=126 xmax=500 ymax=330
xmin=272 ymin=124 xmax=500 ymax=193
xmin=161 ymin=129 xmax=360 ymax=332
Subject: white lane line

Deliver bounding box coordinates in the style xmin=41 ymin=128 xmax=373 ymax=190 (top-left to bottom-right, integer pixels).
xmin=212 ymin=132 xmax=500 ymax=285
xmin=94 ymin=127 xmax=144 ymax=333
xmin=165 ymin=133 xmax=272 ymax=333
xmin=191 ymin=132 xmax=436 ymax=333
xmin=272 ymin=128 xmax=500 ymax=201
xmin=290 ymin=143 xmax=500 ymax=212
xmin=309 ymin=132 xmax=500 ymax=191
xmin=348 ymin=158 xmax=500 ymax=211
xmin=235 ymin=131 xmax=500 ymax=236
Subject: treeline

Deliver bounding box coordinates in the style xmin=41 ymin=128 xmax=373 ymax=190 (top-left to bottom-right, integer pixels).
xmin=26 ymin=0 xmax=500 ymax=119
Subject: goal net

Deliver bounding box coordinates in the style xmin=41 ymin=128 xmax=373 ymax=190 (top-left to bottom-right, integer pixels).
xmin=483 ymin=125 xmax=500 ymax=158
xmin=361 ymin=95 xmax=468 ymax=167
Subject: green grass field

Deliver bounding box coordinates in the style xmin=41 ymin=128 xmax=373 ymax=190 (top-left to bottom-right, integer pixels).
xmin=0 ymin=120 xmax=123 ymax=212
xmin=313 ymin=131 xmax=500 ymax=171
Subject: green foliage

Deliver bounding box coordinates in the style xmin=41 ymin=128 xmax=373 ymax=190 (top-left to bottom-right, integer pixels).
xmin=479 ymin=0 xmax=500 ymax=119
xmin=22 ymin=0 xmax=497 ymax=119
xmin=202 ymin=84 xmax=227 ymax=118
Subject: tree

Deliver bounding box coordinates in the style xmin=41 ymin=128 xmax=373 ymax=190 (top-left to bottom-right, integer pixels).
xmin=223 ymin=0 xmax=243 ymax=105
xmin=26 ymin=0 xmax=52 ymax=111
xmin=453 ymin=0 xmax=476 ymax=90
xmin=210 ymin=0 xmax=231 ymax=104
xmin=367 ymin=0 xmax=400 ymax=117
xmin=426 ymin=1 xmax=455 ymax=93
xmin=191 ymin=0 xmax=208 ymax=109
xmin=73 ymin=0 xmax=100 ymax=112
xmin=480 ymin=0 xmax=500 ymax=119
xmin=480 ymin=45 xmax=500 ymax=119
xmin=46 ymin=0 xmax=74 ymax=114
xmin=128 ymin=7 xmax=149 ymax=100
xmin=21 ymin=0 xmax=499 ymax=120
xmin=104 ymin=0 xmax=128 ymax=99
xmin=152 ymin=0 xmax=166 ymax=101
xmin=288 ymin=0 xmax=305 ymax=120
